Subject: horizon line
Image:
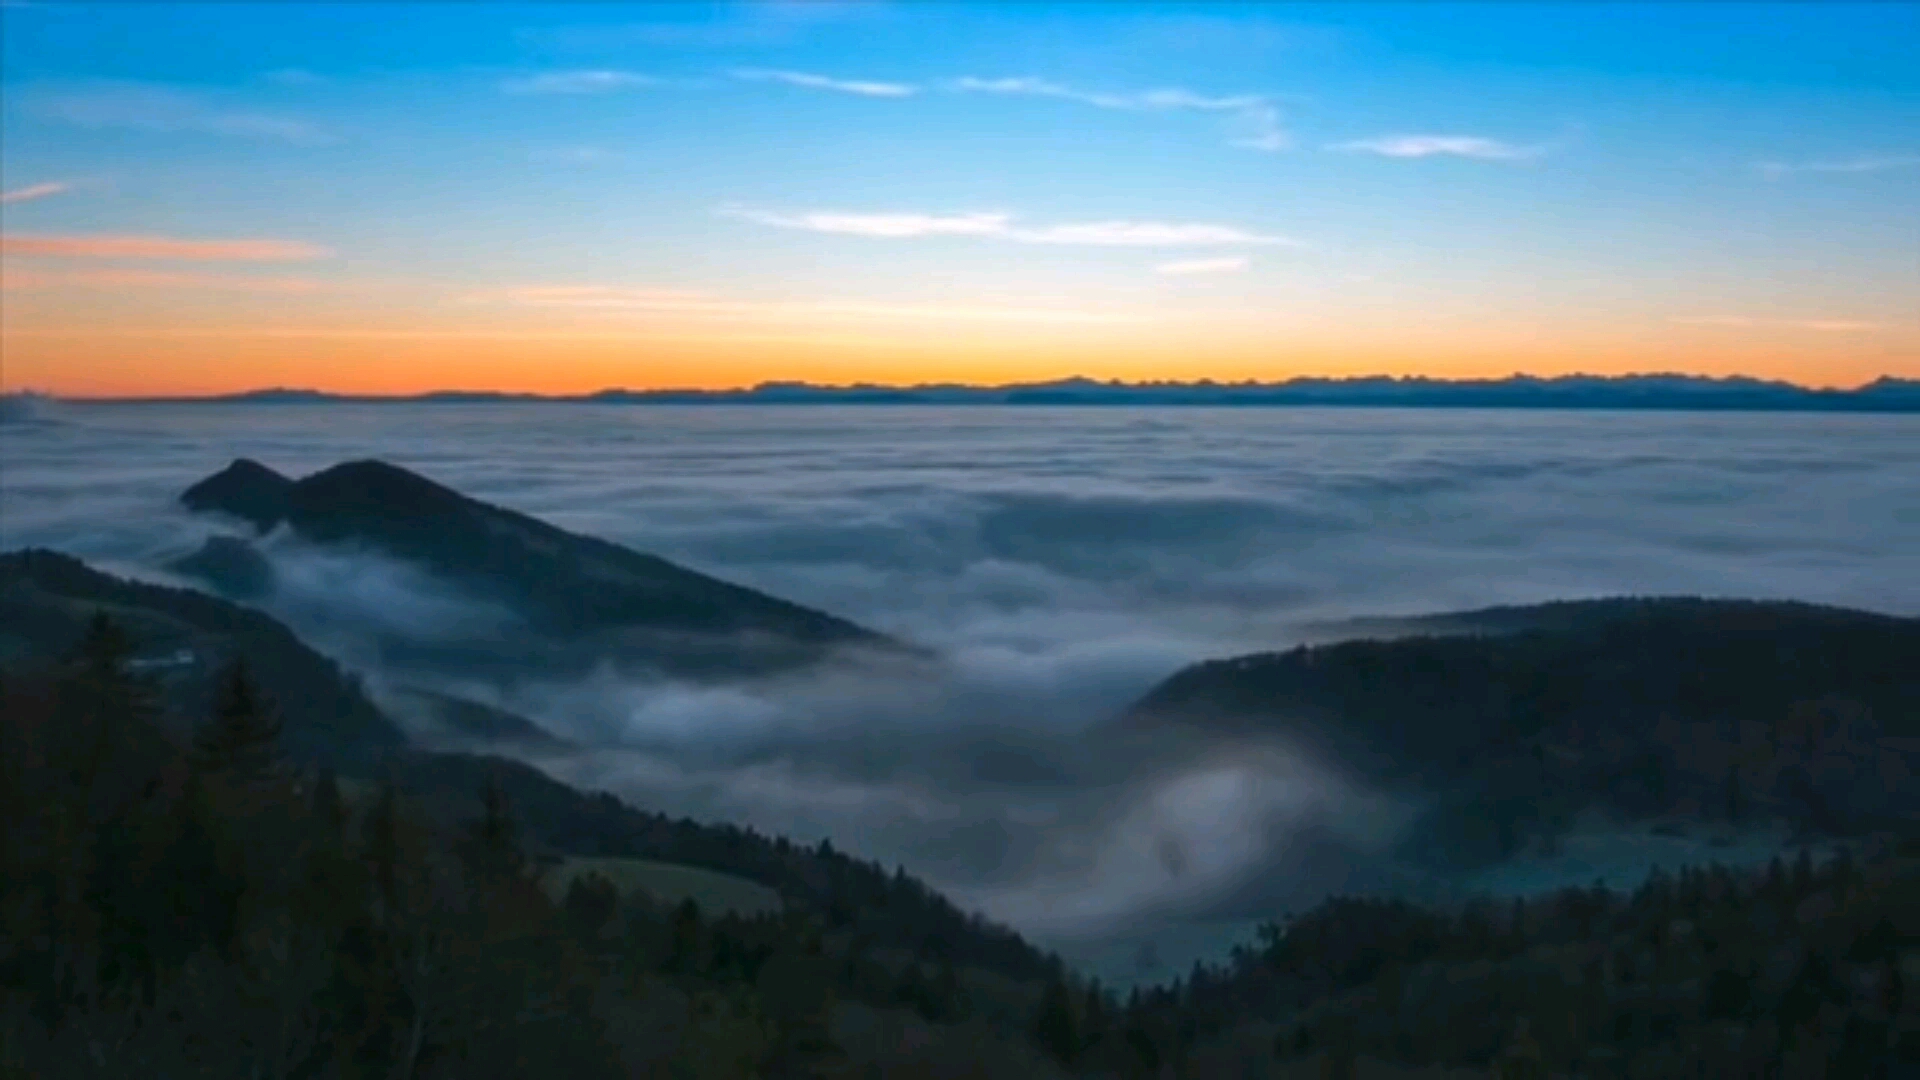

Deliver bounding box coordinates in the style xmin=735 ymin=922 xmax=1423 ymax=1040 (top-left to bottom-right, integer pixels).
xmin=8 ymin=371 xmax=1917 ymax=406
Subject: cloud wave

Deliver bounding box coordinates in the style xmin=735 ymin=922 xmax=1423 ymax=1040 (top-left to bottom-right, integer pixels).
xmin=732 ymin=69 xmax=916 ymax=98
xmin=1332 ymin=135 xmax=1542 ymax=161
xmin=501 ymin=70 xmax=658 ymax=95
xmin=720 ymin=206 xmax=1299 ymax=247
xmin=0 ymin=182 xmax=70 ymax=205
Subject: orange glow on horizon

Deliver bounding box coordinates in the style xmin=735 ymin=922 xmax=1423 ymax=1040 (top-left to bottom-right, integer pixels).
xmin=3 ymin=321 xmax=1908 ymax=397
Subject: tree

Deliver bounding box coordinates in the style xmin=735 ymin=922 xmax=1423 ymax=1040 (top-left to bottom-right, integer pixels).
xmin=311 ymin=763 xmax=347 ymax=839
xmin=463 ymin=770 xmax=524 ymax=883
xmin=193 ymin=660 xmax=282 ymax=780
xmin=1033 ymin=975 xmax=1080 ymax=1067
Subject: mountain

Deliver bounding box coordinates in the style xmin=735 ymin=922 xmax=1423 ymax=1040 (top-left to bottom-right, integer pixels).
xmin=0 ymin=551 xmax=1059 ymax=987
xmin=106 ymin=374 xmax=1920 ymax=411
xmin=177 ymin=458 xmax=914 ymax=680
xmin=0 ymin=548 xmax=403 ymax=764
xmin=1122 ymin=598 xmax=1920 ymax=868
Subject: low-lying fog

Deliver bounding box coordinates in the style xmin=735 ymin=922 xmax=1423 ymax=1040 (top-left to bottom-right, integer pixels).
xmin=5 ymin=400 xmax=1915 ymax=985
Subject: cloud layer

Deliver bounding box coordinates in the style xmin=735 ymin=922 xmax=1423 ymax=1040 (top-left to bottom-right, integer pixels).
xmin=4 ymin=404 xmax=1914 ymax=981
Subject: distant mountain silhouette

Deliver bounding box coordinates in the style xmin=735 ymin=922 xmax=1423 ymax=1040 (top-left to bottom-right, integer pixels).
xmin=1122 ymin=597 xmax=1920 ymax=868
xmin=0 ymin=548 xmax=403 ymax=763
xmin=177 ymin=458 xmax=913 ymax=679
xmin=124 ymin=374 xmax=1920 ymax=411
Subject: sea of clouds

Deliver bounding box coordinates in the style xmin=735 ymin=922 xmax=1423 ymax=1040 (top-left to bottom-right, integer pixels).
xmin=4 ymin=399 xmax=1916 ymax=983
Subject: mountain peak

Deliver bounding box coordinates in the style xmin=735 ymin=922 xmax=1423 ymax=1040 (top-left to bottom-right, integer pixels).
xmin=180 ymin=458 xmax=294 ymax=533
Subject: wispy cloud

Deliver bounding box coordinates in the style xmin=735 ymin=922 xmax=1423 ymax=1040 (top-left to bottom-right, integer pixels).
xmin=1331 ymin=135 xmax=1544 ymax=161
xmin=1 ymin=234 xmax=332 ymax=261
xmin=1 ymin=268 xmax=326 ymax=293
xmin=1757 ymin=154 xmax=1920 ymax=179
xmin=27 ymin=82 xmax=335 ymax=144
xmin=732 ymin=69 xmax=916 ymax=98
xmin=1 ymin=182 xmax=70 ymax=205
xmin=479 ymin=285 xmax=1146 ymax=325
xmin=501 ymin=70 xmax=658 ymax=95
xmin=1156 ymin=257 xmax=1249 ymax=276
xmin=1670 ymin=316 xmax=1886 ymax=332
xmin=720 ymin=206 xmax=1299 ymax=247
xmin=951 ymin=76 xmax=1288 ymax=151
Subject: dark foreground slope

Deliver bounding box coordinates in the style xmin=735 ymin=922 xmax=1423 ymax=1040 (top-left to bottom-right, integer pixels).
xmin=0 ymin=554 xmax=1086 ymax=1074
xmin=177 ymin=458 xmax=912 ymax=679
xmin=1126 ymin=598 xmax=1920 ymax=865
xmin=0 ymin=548 xmax=402 ymax=764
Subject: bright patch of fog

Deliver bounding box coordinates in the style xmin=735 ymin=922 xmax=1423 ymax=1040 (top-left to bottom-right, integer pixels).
xmin=5 ymin=402 xmax=1916 ymax=981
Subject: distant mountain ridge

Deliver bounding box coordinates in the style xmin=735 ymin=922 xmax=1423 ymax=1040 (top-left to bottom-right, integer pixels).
xmin=176 ymin=458 xmax=913 ymax=680
xmin=80 ymin=374 xmax=1920 ymax=411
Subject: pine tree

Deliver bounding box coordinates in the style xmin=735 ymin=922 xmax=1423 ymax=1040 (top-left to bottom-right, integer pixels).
xmin=1034 ymin=975 xmax=1080 ymax=1066
xmin=193 ymin=659 xmax=282 ymax=779
xmin=365 ymin=779 xmax=402 ymax=927
xmin=465 ymin=770 xmax=523 ymax=881
xmin=312 ymin=763 xmax=346 ymax=838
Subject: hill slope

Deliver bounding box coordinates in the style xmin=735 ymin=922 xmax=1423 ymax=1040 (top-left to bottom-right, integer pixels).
xmin=178 ymin=457 xmax=913 ymax=679
xmin=0 ymin=548 xmax=403 ymax=764
xmin=1124 ymin=598 xmax=1920 ymax=865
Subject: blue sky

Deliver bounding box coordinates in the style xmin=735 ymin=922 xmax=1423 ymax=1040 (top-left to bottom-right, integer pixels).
xmin=2 ymin=1 xmax=1916 ymax=394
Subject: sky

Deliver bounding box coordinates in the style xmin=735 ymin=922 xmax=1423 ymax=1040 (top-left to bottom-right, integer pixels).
xmin=2 ymin=1 xmax=1917 ymax=396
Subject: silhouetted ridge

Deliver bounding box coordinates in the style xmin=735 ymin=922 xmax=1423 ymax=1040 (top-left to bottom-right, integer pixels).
xmin=179 ymin=457 xmax=293 ymax=533
xmin=0 ymin=547 xmax=401 ymax=762
xmin=178 ymin=457 xmax=914 ymax=677
xmin=168 ymin=534 xmax=276 ymax=600
xmin=1124 ymin=597 xmax=1920 ymax=866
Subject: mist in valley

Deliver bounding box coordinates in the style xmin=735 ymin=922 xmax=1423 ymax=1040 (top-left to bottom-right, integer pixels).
xmin=5 ymin=399 xmax=1916 ymax=983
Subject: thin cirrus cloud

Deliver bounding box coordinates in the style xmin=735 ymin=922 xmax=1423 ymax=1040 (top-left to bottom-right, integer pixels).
xmin=481 ymin=285 xmax=1147 ymax=325
xmin=500 ymin=70 xmax=658 ymax=95
xmin=27 ymin=82 xmax=335 ymax=144
xmin=719 ymin=206 xmax=1300 ymax=247
xmin=1757 ymin=154 xmax=1920 ymax=179
xmin=1 ymin=234 xmax=332 ymax=261
xmin=1 ymin=182 xmax=70 ymax=205
xmin=1670 ymin=316 xmax=1886 ymax=332
xmin=1156 ymin=257 xmax=1250 ymax=276
xmin=950 ymin=76 xmax=1288 ymax=151
xmin=1 ymin=268 xmax=325 ymax=294
xmin=1331 ymin=135 xmax=1543 ymax=161
xmin=731 ymin=69 xmax=916 ymax=98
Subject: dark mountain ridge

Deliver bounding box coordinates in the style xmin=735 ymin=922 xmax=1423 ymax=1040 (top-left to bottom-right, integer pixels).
xmin=0 ymin=548 xmax=1059 ymax=989
xmin=1125 ymin=597 xmax=1920 ymax=868
xmin=177 ymin=457 xmax=916 ymax=680
xmin=0 ymin=547 xmax=403 ymax=766
xmin=101 ymin=373 xmax=1920 ymax=411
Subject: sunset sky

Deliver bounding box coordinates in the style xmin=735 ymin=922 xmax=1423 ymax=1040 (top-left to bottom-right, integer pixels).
xmin=2 ymin=1 xmax=1916 ymax=396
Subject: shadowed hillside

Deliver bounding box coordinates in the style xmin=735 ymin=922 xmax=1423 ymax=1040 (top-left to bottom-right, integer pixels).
xmin=177 ymin=458 xmax=918 ymax=680
xmin=1126 ymin=599 xmax=1920 ymax=868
